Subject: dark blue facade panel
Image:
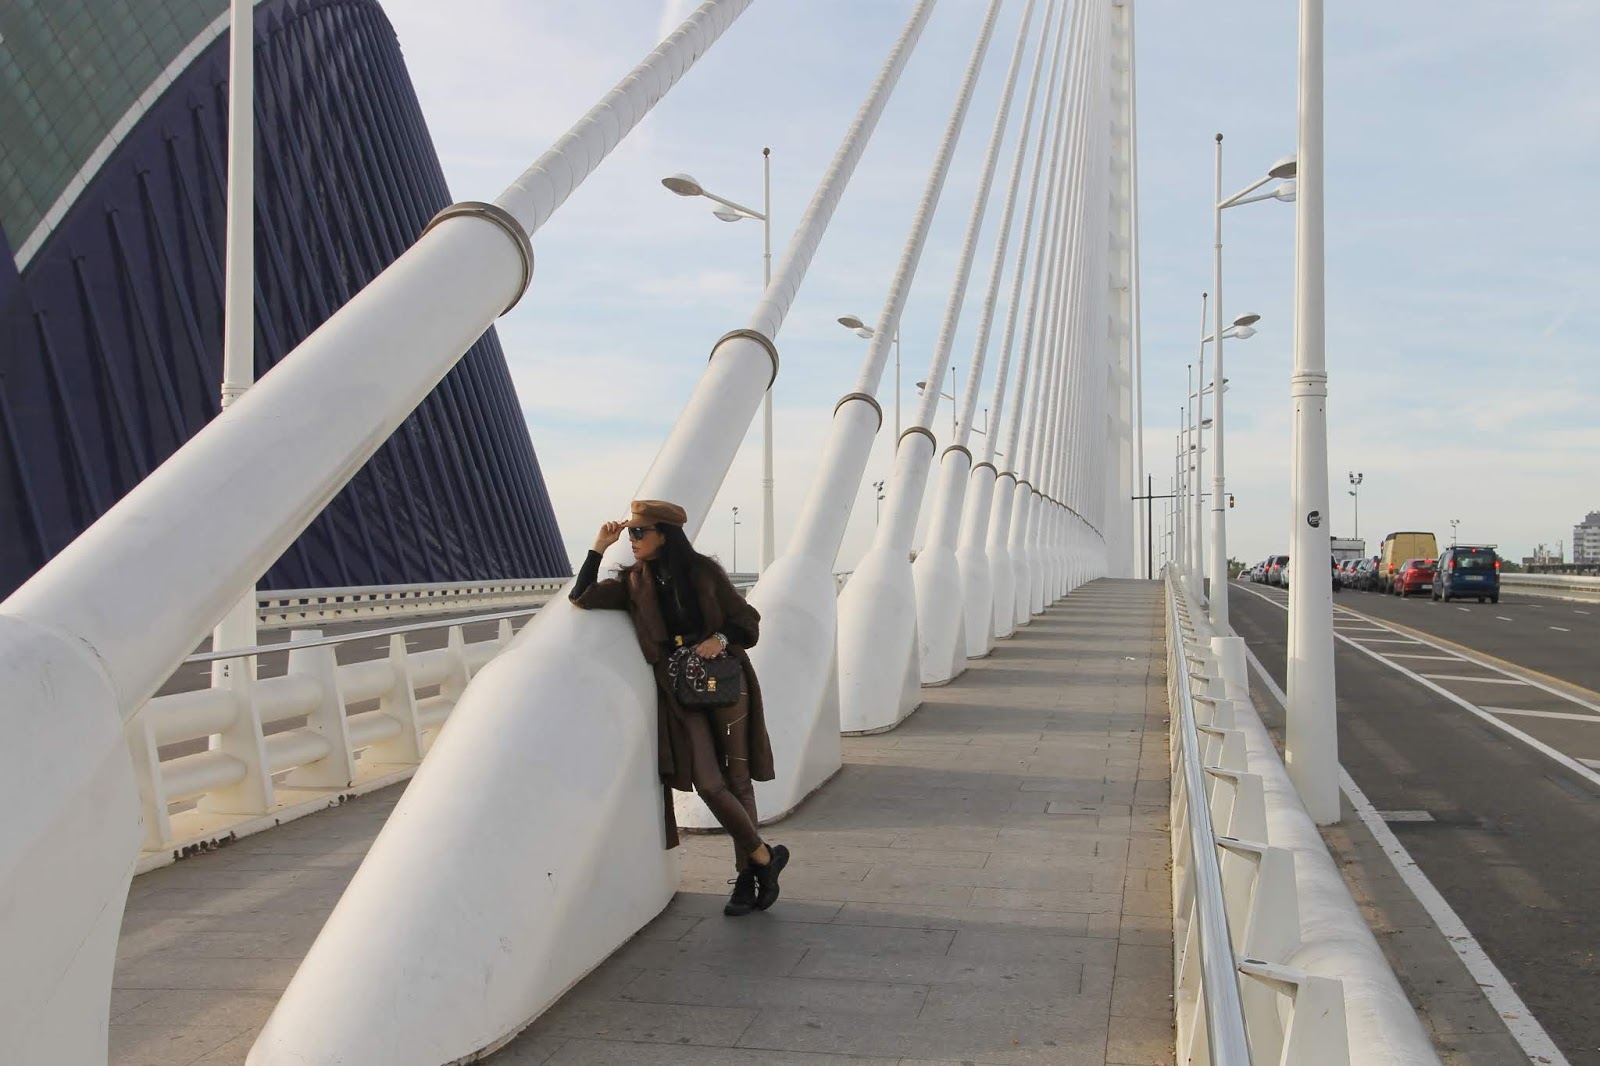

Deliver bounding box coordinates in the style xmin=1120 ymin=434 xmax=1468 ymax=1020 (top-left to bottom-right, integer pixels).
xmin=0 ymin=0 xmax=568 ymax=597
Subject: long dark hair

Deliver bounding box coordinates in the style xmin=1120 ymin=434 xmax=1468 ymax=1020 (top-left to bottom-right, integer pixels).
xmin=650 ymin=523 xmax=719 ymax=633
xmin=654 ymin=522 xmax=714 ymax=590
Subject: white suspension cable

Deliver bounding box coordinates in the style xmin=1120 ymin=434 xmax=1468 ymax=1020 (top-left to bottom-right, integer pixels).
xmin=920 ymin=0 xmax=1043 ymax=442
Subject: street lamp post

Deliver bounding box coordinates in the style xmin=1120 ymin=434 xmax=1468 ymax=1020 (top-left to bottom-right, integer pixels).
xmin=662 ymin=149 xmax=774 ymax=572
xmin=731 ymin=506 xmax=741 ymax=574
xmin=1286 ymin=0 xmax=1338 ymax=824
xmin=1450 ymin=518 xmax=1460 ymax=546
xmin=839 ymin=316 xmax=901 ymax=439
xmin=1209 ymin=132 xmax=1295 ymax=630
xmin=914 ymin=365 xmax=958 ymax=439
xmin=1348 ymin=471 xmax=1363 ymax=539
xmin=873 ymin=480 xmax=886 ymax=526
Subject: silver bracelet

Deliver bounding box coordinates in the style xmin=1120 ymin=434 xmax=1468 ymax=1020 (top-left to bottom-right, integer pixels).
xmin=715 ymin=631 xmax=729 ymax=653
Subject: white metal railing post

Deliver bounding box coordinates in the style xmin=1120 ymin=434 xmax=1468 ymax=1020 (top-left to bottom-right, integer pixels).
xmin=196 ymin=651 xmax=274 ymax=816
xmin=280 ymin=631 xmax=355 ymax=789
xmin=365 ymin=634 xmax=424 ymax=766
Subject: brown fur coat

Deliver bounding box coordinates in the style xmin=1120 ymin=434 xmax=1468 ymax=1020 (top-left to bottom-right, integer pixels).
xmin=570 ymin=554 xmax=772 ymax=848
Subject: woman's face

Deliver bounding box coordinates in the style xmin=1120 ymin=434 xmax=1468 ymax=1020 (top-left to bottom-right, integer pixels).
xmin=628 ymin=516 xmax=665 ymax=562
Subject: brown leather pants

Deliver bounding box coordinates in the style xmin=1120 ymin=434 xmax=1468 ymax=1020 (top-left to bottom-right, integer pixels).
xmin=682 ymin=693 xmax=764 ymax=869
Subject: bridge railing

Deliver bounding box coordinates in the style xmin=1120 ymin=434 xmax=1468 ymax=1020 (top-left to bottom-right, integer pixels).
xmin=1500 ymin=572 xmax=1600 ymax=603
xmin=131 ymin=574 xmax=827 ymax=869
xmin=254 ymin=579 xmax=567 ymax=628
xmin=1168 ymin=568 xmax=1442 ymax=1065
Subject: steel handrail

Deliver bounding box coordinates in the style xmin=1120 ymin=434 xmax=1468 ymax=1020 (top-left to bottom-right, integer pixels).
xmin=197 ymin=576 xmax=764 ymax=663
xmin=1168 ymin=573 xmax=1252 ymax=1063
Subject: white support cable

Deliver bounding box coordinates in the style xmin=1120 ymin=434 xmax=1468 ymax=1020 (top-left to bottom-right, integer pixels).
xmin=993 ymin=0 xmax=1075 ymax=471
xmin=924 ymin=0 xmax=1043 ymax=443
xmin=849 ymin=0 xmax=1006 ymax=404
xmin=833 ymin=0 xmax=1008 ymax=736
xmin=1009 ymin=0 xmax=1083 ymax=485
xmin=971 ymin=0 xmax=1063 ymax=467
xmin=909 ymin=0 xmax=1047 ymax=685
xmin=643 ymin=0 xmax=943 ymax=526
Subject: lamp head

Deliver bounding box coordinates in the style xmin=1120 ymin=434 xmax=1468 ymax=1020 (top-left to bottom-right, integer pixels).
xmin=1232 ymin=312 xmax=1261 ymax=328
xmin=854 ymin=328 xmax=873 ymax=339
xmin=711 ymin=207 xmax=743 ymax=222
xmin=1272 ymin=180 xmax=1297 ymax=203
xmin=837 ymin=314 xmax=867 ymax=331
xmin=1230 ymin=325 xmax=1257 ymax=340
xmin=1267 ymin=154 xmax=1297 ymax=180
xmin=915 ymin=380 xmax=928 ymax=391
xmin=661 ymin=173 xmax=704 ymax=197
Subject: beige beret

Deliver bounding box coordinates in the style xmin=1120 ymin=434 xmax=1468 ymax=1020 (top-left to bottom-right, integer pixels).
xmin=629 ymin=499 xmax=688 ymax=527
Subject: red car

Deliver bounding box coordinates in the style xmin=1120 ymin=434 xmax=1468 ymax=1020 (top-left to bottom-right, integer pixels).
xmin=1394 ymin=558 xmax=1436 ymax=597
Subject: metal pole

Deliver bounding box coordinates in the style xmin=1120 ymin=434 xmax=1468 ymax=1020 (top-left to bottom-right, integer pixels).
xmin=1193 ymin=294 xmax=1206 ymax=601
xmin=731 ymin=506 xmax=739 ymax=574
xmin=1286 ymin=0 xmax=1338 ymax=824
xmin=760 ymin=147 xmax=775 ymax=572
xmin=1209 ymin=135 xmax=1229 ymax=628
xmin=1146 ymin=474 xmax=1153 ymax=579
xmin=894 ymin=330 xmax=902 ymax=439
xmin=212 ymin=0 xmax=258 ymax=693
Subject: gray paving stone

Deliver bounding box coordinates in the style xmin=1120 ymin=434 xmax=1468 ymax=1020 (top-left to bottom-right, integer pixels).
xmin=545 ymin=1039 xmax=900 ymax=1065
xmin=619 ymin=969 xmax=930 ymax=1016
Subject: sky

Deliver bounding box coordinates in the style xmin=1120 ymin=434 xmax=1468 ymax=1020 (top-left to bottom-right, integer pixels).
xmin=375 ymin=0 xmax=1600 ymax=574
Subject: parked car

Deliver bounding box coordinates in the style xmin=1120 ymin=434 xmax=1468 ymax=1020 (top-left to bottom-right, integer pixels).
xmin=1353 ymin=558 xmax=1378 ymax=591
xmin=1393 ymin=558 xmax=1437 ymax=597
xmin=1332 ymin=556 xmax=1343 ymax=592
xmin=1379 ymin=532 xmax=1439 ymax=593
xmin=1433 ymin=545 xmax=1501 ymax=604
xmin=1266 ymin=554 xmax=1289 ymax=587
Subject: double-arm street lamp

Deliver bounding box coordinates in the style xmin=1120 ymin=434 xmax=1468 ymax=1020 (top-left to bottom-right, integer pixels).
xmin=1348 ymin=471 xmax=1363 ymax=539
xmin=838 ymin=315 xmax=902 ymax=439
xmin=1207 ymin=133 xmax=1296 ymax=629
xmin=914 ymin=365 xmax=959 ymax=440
xmin=662 ymin=149 xmax=774 ymax=571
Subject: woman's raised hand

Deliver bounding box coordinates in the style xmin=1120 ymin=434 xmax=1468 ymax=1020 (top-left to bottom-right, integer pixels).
xmin=593 ymin=520 xmax=625 ymax=553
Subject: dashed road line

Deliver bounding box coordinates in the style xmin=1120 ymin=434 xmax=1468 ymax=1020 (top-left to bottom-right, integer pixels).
xmin=1484 ymin=707 xmax=1600 ymax=723
xmin=1550 ymin=626 xmax=1571 ymax=633
xmin=1456 ymin=607 xmax=1470 ymax=612
xmin=1383 ymin=654 xmax=1463 ymax=661
xmin=1348 ymin=637 xmax=1421 ymax=644
xmin=1237 ymin=638 xmax=1573 ymax=1066
xmin=1421 ymin=674 xmax=1530 ymax=686
xmin=1576 ymin=610 xmax=1592 ymax=616
xmin=1495 ymin=615 xmax=1513 ymax=622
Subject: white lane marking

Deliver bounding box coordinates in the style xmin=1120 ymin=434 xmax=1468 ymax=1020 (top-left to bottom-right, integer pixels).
xmin=1375 ymin=810 xmax=1435 ymax=822
xmin=1550 ymin=626 xmax=1571 ymax=633
xmin=1239 ymin=641 xmax=1573 ymax=1066
xmin=1483 ymin=707 xmax=1600 ymax=723
xmin=1584 ymin=759 xmax=1600 ymax=771
xmin=1348 ymin=638 xmax=1422 ymax=644
xmin=1577 ymin=610 xmax=1592 ymax=616
xmin=1456 ymin=607 xmax=1470 ymax=613
xmin=1235 ymin=583 xmax=1600 ymax=788
xmin=1335 ymin=625 xmax=1390 ymax=632
xmin=1495 ymin=616 xmax=1513 ymax=622
xmin=1421 ymin=674 xmax=1531 ymax=686
xmin=1383 ymin=654 xmax=1464 ymax=661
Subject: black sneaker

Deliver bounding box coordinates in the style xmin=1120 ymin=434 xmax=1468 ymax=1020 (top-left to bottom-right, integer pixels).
xmin=752 ymin=844 xmax=790 ymax=911
xmin=724 ymin=868 xmax=758 ymax=917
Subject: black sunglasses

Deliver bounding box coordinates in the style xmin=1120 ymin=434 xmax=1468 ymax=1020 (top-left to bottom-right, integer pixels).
xmin=626 ymin=525 xmax=659 ymax=541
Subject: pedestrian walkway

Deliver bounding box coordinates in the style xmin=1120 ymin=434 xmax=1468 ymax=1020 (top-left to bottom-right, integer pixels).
xmin=111 ymin=579 xmax=1174 ymax=1065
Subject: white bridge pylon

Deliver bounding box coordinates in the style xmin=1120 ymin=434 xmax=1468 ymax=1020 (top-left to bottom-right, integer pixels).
xmin=0 ymin=1 xmax=1141 ymax=1064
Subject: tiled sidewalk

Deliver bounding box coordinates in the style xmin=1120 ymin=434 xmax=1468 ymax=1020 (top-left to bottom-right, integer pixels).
xmin=496 ymin=578 xmax=1174 ymax=1064
xmin=111 ymin=578 xmax=1174 ymax=1065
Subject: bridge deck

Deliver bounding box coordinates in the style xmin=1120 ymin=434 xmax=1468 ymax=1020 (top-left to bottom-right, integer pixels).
xmin=112 ymin=579 xmax=1174 ymax=1065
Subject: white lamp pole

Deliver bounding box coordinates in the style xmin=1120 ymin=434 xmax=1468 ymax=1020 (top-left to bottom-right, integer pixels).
xmin=662 ymin=152 xmax=774 ymax=571
xmin=731 ymin=505 xmax=740 ymax=574
xmin=1286 ymin=0 xmax=1338 ymax=824
xmin=212 ymin=0 xmax=257 ymax=688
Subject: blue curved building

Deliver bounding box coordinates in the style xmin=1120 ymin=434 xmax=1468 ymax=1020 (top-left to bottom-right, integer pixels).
xmin=0 ymin=0 xmax=568 ymax=598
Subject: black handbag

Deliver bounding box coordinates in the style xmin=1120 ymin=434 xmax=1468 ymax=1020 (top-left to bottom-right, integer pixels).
xmin=666 ymin=644 xmax=743 ymax=708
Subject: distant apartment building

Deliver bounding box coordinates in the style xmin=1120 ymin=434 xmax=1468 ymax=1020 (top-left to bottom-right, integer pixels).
xmin=1574 ymin=512 xmax=1600 ymax=564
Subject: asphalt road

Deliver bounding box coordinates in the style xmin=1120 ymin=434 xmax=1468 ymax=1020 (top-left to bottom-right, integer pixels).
xmin=1231 ymin=581 xmax=1600 ymax=1066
